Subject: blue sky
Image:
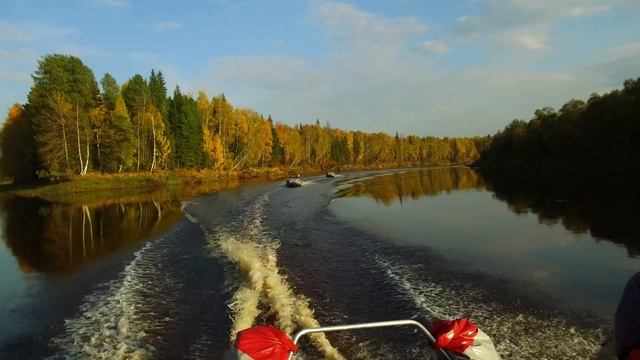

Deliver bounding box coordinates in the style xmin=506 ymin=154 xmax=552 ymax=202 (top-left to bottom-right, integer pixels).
xmin=1 ymin=0 xmax=639 ymax=136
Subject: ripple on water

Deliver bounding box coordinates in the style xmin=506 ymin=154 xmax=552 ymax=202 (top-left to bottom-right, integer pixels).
xmin=49 ymin=223 xmax=186 ymax=360
xmin=206 ymin=193 xmax=344 ymax=360
xmin=374 ymin=256 xmax=608 ymax=359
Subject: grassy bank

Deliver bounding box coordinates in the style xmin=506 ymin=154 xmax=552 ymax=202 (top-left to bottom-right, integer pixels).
xmin=0 ymin=162 xmax=447 ymax=202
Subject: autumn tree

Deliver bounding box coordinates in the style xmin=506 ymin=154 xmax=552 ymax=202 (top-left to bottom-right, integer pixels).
xmin=145 ymin=104 xmax=171 ymax=172
xmin=212 ymin=94 xmax=233 ymax=167
xmin=100 ymin=95 xmax=135 ymax=172
xmin=0 ymin=105 xmax=38 ymax=182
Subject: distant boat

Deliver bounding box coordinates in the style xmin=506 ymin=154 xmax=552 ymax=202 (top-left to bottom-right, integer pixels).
xmin=326 ymin=172 xmax=336 ymax=178
xmin=286 ymin=178 xmax=303 ymax=188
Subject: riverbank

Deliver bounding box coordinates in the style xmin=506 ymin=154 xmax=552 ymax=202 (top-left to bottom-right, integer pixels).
xmin=0 ymin=162 xmax=441 ymax=203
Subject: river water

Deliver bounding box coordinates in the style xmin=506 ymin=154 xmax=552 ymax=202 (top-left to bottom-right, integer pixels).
xmin=0 ymin=167 xmax=637 ymax=359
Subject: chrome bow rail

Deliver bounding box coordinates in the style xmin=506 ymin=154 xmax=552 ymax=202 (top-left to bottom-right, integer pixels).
xmin=288 ymin=319 xmax=453 ymax=360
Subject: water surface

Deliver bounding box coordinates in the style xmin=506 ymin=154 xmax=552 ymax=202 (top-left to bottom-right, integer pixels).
xmin=330 ymin=167 xmax=640 ymax=317
xmin=1 ymin=168 xmax=635 ymax=359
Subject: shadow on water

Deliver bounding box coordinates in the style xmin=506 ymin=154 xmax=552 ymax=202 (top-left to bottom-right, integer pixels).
xmin=483 ymin=176 xmax=640 ymax=258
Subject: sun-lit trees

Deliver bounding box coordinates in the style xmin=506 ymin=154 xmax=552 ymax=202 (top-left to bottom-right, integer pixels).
xmin=1 ymin=53 xmax=499 ymax=183
xmin=26 ymin=54 xmax=99 ymax=176
xmin=167 ymin=87 xmax=203 ymax=168
xmin=0 ymin=104 xmax=38 ymax=182
xmin=100 ymin=95 xmax=135 ymax=172
xmin=100 ymin=73 xmax=119 ymax=111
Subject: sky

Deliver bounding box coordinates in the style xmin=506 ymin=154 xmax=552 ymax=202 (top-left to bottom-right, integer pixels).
xmin=1 ymin=0 xmax=639 ymax=137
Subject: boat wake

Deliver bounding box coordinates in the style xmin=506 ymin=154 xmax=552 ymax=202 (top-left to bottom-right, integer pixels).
xmin=207 ymin=193 xmax=344 ymax=360
xmin=49 ymin=222 xmax=187 ymax=360
xmin=375 ymin=256 xmax=606 ymax=359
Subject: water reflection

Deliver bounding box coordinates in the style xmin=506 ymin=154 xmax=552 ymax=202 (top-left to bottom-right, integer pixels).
xmin=337 ymin=167 xmax=485 ymax=205
xmin=0 ymin=179 xmax=247 ymax=274
xmin=332 ymin=167 xmax=640 ymax=315
xmin=0 ymin=196 xmax=182 ymax=273
xmin=338 ymin=167 xmax=640 ymax=257
xmin=483 ymin=176 xmax=640 ymax=258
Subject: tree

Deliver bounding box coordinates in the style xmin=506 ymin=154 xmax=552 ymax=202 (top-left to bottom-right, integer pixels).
xmin=145 ymin=105 xmax=170 ymax=172
xmin=198 ymin=91 xmax=217 ymax=168
xmin=149 ymin=70 xmax=168 ymax=116
xmin=27 ymin=54 xmax=99 ymax=175
xmin=167 ymin=88 xmax=203 ymax=168
xmin=100 ymin=73 xmax=119 ymax=111
xmin=35 ymin=92 xmax=73 ymax=173
xmin=478 ymin=77 xmax=640 ymax=166
xmin=100 ymin=95 xmax=135 ymax=172
xmin=212 ymin=94 xmax=233 ymax=166
xmin=122 ymin=74 xmax=150 ymax=171
xmin=0 ymin=104 xmax=38 ymax=182
xmin=89 ymin=99 xmax=109 ymax=171
xmin=270 ymin=117 xmax=283 ymax=166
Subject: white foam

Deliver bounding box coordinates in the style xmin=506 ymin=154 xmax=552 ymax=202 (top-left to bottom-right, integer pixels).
xmin=208 ymin=193 xmax=344 ymax=360
xmin=50 ymin=227 xmax=180 ymax=359
xmin=375 ymin=257 xmax=606 ymax=359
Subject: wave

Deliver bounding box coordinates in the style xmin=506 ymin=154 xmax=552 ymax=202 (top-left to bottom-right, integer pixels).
xmin=49 ymin=223 xmax=184 ymax=359
xmin=208 ymin=193 xmax=344 ymax=360
xmin=375 ymin=256 xmax=606 ymax=359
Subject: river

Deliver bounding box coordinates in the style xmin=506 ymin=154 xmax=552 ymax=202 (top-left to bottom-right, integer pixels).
xmin=0 ymin=167 xmax=637 ymax=359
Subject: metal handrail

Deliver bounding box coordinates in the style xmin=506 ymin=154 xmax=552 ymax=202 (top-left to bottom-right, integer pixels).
xmin=287 ymin=319 xmax=452 ymax=360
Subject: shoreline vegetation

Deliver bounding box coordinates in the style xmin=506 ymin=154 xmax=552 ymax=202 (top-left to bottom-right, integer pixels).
xmin=1 ymin=53 xmax=638 ymax=203
xmin=0 ymin=162 xmax=447 ymax=202
xmin=0 ymin=54 xmax=488 ymax=202
xmin=476 ymin=77 xmax=640 ymax=194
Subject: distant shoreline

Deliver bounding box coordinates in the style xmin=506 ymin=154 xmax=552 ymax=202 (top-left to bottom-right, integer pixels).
xmin=0 ymin=162 xmax=466 ymax=202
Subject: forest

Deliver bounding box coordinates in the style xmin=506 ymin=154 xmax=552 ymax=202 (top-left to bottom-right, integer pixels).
xmin=478 ymin=77 xmax=640 ymax=167
xmin=0 ymin=54 xmax=489 ymax=183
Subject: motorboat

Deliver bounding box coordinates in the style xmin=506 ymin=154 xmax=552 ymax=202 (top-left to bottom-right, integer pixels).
xmin=286 ymin=177 xmax=303 ymax=187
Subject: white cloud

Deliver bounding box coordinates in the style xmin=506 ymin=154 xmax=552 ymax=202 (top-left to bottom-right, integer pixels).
xmin=510 ymin=34 xmax=546 ymax=50
xmin=569 ymin=4 xmax=610 ymax=17
xmin=0 ymin=49 xmax=39 ymax=62
xmin=605 ymin=42 xmax=640 ymax=58
xmin=316 ymin=2 xmax=426 ymax=37
xmin=0 ymin=21 xmax=76 ymax=44
xmin=92 ymin=0 xmax=130 ymax=7
xmin=58 ymin=44 xmax=111 ymax=58
xmin=419 ymin=40 xmax=449 ymax=54
xmin=0 ymin=69 xmax=31 ymax=83
xmin=152 ymin=21 xmax=182 ymax=31
xmin=452 ymin=0 xmax=612 ymax=51
xmin=314 ymin=1 xmax=426 ymax=53
xmin=189 ymin=1 xmax=640 ymax=137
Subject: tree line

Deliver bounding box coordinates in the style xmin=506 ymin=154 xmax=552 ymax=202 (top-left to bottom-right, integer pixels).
xmin=478 ymin=77 xmax=640 ymax=166
xmin=0 ymin=54 xmax=488 ymax=183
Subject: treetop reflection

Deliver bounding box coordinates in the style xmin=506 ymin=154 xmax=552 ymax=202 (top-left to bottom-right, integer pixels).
xmin=338 ymin=167 xmax=640 ymax=257
xmin=337 ymin=167 xmax=485 ymax=205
